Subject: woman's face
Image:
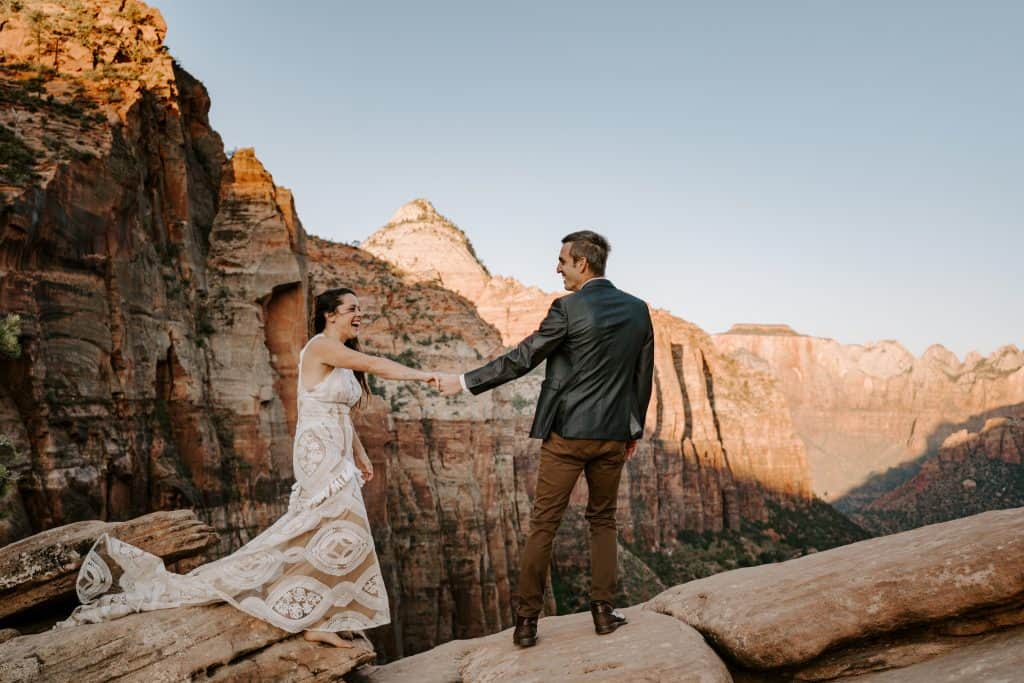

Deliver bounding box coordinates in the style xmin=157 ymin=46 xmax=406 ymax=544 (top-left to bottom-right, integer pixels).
xmin=330 ymin=293 xmax=362 ymax=339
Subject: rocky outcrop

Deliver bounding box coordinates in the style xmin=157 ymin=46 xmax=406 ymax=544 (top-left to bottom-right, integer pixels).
xmin=645 ymin=506 xmax=1024 ymax=680
xmin=0 ymin=509 xmax=216 ymax=623
xmin=2 ymin=506 xmax=1018 ymax=682
xmin=713 ymin=325 xmax=1024 ymax=509
xmin=857 ymin=416 xmax=1024 ymax=532
xmin=354 ymin=507 xmax=1024 ymax=682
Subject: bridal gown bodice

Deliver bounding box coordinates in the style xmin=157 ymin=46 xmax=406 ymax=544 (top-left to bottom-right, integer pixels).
xmin=60 ymin=335 xmax=391 ymax=634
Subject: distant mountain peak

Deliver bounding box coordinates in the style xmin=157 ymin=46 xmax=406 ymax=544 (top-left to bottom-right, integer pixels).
xmin=362 ymin=199 xmax=491 ymax=299
xmin=723 ymin=323 xmax=801 ymax=336
xmin=385 ymin=198 xmax=446 ymax=227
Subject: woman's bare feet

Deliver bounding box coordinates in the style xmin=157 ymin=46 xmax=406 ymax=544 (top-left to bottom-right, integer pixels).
xmin=304 ymin=630 xmax=355 ymax=648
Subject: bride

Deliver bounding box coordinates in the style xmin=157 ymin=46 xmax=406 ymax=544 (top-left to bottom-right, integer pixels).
xmin=60 ymin=287 xmax=437 ymax=649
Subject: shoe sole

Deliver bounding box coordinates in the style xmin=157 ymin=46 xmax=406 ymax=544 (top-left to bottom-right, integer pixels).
xmin=514 ymin=637 xmax=537 ymax=647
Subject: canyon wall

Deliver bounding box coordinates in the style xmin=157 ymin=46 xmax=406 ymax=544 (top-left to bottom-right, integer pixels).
xmin=713 ymin=325 xmax=1024 ymax=513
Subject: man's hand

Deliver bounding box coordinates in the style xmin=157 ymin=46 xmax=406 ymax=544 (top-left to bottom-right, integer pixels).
xmin=438 ymin=373 xmax=464 ymax=396
xmin=624 ymin=440 xmax=639 ymax=461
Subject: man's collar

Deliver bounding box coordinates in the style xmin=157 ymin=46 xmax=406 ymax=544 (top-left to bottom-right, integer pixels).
xmin=580 ymin=277 xmax=610 ymax=290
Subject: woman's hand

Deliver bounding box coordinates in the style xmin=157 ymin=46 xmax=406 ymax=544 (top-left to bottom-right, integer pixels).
xmin=356 ymin=451 xmax=374 ymax=483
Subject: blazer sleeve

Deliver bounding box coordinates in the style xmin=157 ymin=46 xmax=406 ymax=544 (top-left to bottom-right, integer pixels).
xmin=632 ymin=311 xmax=655 ymax=439
xmin=463 ymin=297 xmax=568 ymax=395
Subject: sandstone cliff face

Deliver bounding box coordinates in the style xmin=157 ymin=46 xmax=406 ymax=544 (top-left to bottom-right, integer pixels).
xmin=0 ymin=1 xmax=303 ymax=556
xmin=714 ymin=325 xmax=1024 ymax=510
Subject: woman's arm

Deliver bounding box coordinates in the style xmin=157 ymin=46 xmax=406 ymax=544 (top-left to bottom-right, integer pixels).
xmin=309 ymin=336 xmax=434 ymax=382
xmin=353 ymin=428 xmax=373 ymax=483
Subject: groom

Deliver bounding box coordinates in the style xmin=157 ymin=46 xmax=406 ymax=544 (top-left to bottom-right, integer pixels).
xmin=439 ymin=230 xmax=654 ymax=647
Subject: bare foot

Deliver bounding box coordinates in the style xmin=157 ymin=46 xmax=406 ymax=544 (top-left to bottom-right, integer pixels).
xmin=304 ymin=630 xmax=355 ymax=648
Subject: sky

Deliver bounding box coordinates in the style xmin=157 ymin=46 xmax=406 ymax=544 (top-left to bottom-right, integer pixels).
xmin=160 ymin=1 xmax=1023 ymax=359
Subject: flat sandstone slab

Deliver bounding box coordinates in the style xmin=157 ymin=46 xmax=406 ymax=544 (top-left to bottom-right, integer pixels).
xmin=645 ymin=507 xmax=1024 ymax=669
xmin=363 ymin=606 xmax=732 ymax=682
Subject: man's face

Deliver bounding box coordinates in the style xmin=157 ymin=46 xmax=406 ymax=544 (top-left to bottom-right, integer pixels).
xmin=556 ymin=242 xmax=588 ymax=292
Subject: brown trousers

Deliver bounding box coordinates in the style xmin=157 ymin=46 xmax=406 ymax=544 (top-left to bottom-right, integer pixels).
xmin=517 ymin=432 xmax=627 ymax=617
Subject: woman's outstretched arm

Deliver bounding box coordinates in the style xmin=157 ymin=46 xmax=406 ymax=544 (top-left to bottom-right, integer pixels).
xmin=308 ymin=336 xmax=435 ymax=383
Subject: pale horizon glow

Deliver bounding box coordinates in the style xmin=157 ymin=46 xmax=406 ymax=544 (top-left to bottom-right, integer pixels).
xmin=160 ymin=1 xmax=1023 ymax=359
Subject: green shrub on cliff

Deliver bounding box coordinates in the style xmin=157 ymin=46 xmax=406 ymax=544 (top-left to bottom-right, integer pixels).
xmin=0 ymin=314 xmax=22 ymax=358
xmin=0 ymin=125 xmax=38 ymax=186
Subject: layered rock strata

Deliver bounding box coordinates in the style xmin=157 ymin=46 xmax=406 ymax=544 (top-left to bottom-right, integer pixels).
xmin=0 ymin=1 xmax=306 ymax=558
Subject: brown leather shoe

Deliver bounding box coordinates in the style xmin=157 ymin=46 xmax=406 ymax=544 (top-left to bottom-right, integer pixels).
xmin=591 ymin=601 xmax=628 ymax=635
xmin=513 ymin=615 xmax=538 ymax=647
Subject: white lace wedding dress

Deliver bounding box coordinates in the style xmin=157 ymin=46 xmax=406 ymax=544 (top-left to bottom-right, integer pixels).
xmin=59 ymin=335 xmax=391 ymax=634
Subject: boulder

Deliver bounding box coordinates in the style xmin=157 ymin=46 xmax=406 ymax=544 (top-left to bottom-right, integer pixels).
xmin=645 ymin=507 xmax=1024 ymax=674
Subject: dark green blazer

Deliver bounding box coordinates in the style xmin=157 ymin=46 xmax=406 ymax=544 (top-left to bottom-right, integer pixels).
xmin=464 ymin=279 xmax=654 ymax=441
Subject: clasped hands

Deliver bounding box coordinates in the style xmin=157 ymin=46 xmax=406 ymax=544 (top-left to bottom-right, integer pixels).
xmin=423 ymin=373 xmax=465 ymax=396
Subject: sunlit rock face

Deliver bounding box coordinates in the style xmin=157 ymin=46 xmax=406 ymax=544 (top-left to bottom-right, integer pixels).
xmin=0 ymin=1 xmax=305 ymax=555
xmin=714 ymin=325 xmax=1024 ymax=517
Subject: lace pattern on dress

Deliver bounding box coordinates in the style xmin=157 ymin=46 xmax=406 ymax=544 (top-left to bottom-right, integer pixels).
xmin=57 ymin=335 xmax=390 ymax=634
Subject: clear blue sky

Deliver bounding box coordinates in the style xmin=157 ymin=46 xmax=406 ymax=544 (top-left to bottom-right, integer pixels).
xmin=160 ymin=1 xmax=1022 ymax=359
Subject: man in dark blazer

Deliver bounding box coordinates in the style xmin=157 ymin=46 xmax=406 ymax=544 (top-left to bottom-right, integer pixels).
xmin=439 ymin=230 xmax=655 ymax=647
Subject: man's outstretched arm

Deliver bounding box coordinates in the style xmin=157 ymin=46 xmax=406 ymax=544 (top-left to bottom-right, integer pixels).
xmin=439 ymin=298 xmax=568 ymax=396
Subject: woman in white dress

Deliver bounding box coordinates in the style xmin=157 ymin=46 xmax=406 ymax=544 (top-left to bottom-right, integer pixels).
xmin=60 ymin=287 xmax=437 ymax=649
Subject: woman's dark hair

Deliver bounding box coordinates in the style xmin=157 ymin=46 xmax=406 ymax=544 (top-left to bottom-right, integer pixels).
xmin=311 ymin=287 xmax=370 ymax=403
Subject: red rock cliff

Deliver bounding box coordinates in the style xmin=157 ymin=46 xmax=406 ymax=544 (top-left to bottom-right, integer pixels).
xmin=714 ymin=325 xmax=1024 ymax=509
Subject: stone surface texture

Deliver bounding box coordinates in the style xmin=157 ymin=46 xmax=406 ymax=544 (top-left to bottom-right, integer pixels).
xmin=362 ymin=606 xmax=733 ymax=683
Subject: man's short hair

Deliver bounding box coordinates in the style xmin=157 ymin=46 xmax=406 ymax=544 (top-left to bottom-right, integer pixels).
xmin=562 ymin=230 xmax=610 ymax=277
